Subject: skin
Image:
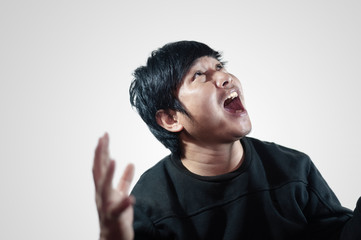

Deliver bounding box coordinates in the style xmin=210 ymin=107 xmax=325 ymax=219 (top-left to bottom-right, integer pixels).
xmin=93 ymin=133 xmax=135 ymax=240
xmin=174 ymin=56 xmax=252 ymax=176
xmin=93 ymin=56 xmax=252 ymax=239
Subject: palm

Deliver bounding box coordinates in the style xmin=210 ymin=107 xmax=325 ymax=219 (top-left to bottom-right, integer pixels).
xmin=93 ymin=133 xmax=135 ymax=240
xmin=105 ymin=186 xmax=134 ymax=239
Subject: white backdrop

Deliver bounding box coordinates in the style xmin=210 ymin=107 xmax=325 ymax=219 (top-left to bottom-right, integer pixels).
xmin=1 ymin=0 xmax=360 ymax=239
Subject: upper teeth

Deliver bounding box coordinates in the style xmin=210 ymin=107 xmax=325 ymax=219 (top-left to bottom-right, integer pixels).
xmin=227 ymin=92 xmax=238 ymax=100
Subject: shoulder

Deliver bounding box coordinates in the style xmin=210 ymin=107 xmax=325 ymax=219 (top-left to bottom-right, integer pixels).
xmin=131 ymin=157 xmax=172 ymax=238
xmin=243 ymin=137 xmax=313 ymax=184
xmin=131 ymin=155 xmax=171 ymax=195
xmin=245 ymin=137 xmax=311 ymax=164
xmin=131 ymin=154 xmax=182 ymax=223
xmin=245 ymin=137 xmax=309 ymax=158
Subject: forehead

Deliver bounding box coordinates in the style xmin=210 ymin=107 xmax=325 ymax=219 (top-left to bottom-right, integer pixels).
xmin=188 ymin=56 xmax=220 ymax=69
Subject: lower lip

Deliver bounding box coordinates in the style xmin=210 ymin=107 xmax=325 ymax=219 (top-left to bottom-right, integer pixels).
xmin=224 ymin=108 xmax=248 ymax=117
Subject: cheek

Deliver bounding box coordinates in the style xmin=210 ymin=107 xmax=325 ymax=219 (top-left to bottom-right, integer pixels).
xmin=190 ymin=94 xmax=219 ymax=115
xmin=178 ymin=84 xmax=221 ymax=120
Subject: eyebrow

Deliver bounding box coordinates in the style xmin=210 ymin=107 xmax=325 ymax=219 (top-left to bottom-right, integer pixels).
xmin=191 ymin=58 xmax=221 ymax=68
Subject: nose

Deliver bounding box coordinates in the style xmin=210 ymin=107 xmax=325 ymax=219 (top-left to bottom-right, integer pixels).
xmin=214 ymin=72 xmax=233 ymax=88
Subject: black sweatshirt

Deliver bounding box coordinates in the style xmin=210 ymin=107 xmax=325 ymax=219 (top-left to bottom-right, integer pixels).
xmin=131 ymin=137 xmax=361 ymax=239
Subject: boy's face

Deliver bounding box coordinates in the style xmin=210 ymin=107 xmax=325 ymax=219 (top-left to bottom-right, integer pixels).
xmin=176 ymin=56 xmax=252 ymax=145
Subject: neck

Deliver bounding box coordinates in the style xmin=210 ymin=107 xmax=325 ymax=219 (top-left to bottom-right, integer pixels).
xmin=180 ymin=140 xmax=245 ymax=176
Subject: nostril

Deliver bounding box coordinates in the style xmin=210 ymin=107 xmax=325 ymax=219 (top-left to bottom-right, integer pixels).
xmin=222 ymin=80 xmax=229 ymax=87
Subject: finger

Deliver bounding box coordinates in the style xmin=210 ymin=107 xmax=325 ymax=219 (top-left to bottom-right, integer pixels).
xmin=101 ymin=132 xmax=110 ymax=162
xmin=93 ymin=137 xmax=103 ymax=183
xmin=101 ymin=159 xmax=116 ymax=202
xmin=109 ymin=195 xmax=135 ymax=218
xmin=93 ymin=133 xmax=110 ymax=189
xmin=99 ymin=133 xmax=110 ymax=175
xmin=117 ymin=163 xmax=135 ymax=194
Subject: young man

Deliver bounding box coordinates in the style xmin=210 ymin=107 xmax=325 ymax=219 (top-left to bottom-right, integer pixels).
xmin=93 ymin=41 xmax=361 ymax=239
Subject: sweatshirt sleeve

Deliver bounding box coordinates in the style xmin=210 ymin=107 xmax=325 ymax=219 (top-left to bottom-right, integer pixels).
xmin=305 ymin=161 xmax=357 ymax=239
xmin=340 ymin=197 xmax=361 ymax=239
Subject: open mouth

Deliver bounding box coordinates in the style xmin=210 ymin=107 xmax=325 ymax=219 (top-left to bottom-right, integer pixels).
xmin=223 ymin=92 xmax=245 ymax=113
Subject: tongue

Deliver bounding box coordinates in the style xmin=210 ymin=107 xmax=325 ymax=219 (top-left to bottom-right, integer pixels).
xmin=224 ymin=97 xmax=243 ymax=111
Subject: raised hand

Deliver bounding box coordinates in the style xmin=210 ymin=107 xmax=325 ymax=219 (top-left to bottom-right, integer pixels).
xmin=93 ymin=133 xmax=135 ymax=240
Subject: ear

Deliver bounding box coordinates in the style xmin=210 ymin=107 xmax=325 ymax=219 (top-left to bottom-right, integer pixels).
xmin=155 ymin=109 xmax=183 ymax=132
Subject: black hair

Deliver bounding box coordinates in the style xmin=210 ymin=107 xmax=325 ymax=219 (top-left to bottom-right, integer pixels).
xmin=129 ymin=40 xmax=223 ymax=155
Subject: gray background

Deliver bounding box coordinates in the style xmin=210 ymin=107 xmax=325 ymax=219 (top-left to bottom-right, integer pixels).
xmin=1 ymin=0 xmax=360 ymax=239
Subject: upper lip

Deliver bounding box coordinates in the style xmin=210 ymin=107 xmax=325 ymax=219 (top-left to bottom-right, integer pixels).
xmin=222 ymin=88 xmax=247 ymax=113
xmin=223 ymin=89 xmax=240 ymax=105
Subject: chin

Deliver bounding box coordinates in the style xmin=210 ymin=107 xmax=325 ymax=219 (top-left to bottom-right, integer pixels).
xmin=237 ymin=122 xmax=252 ymax=139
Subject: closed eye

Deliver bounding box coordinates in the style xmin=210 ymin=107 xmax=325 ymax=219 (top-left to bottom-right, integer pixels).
xmin=193 ymin=71 xmax=203 ymax=79
xmin=216 ymin=63 xmax=224 ymax=70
